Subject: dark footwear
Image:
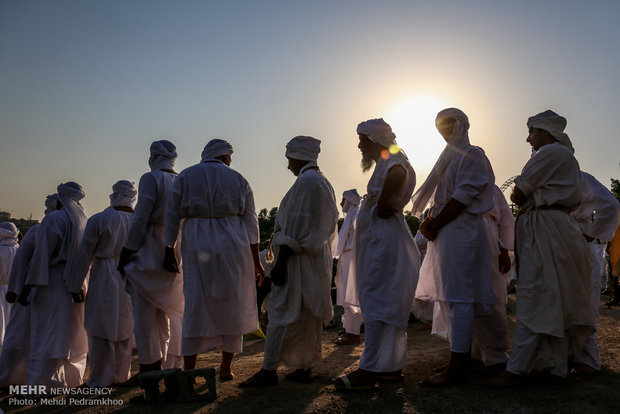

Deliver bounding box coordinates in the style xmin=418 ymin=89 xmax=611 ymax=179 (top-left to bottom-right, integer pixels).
xmin=420 ymin=352 xmax=471 ymax=387
xmin=487 ymin=370 xmax=526 ymax=388
xmin=376 ymin=370 xmax=404 ymax=384
xmin=332 ymin=369 xmax=378 ymax=391
xmin=335 ymin=333 xmax=361 ymax=346
xmin=473 ymin=362 xmax=506 ymax=376
xmin=117 ymin=374 xmax=141 ymax=388
xmin=220 ymin=370 xmax=235 ymax=382
xmin=570 ymin=362 xmax=598 ymax=376
xmin=285 ymin=369 xmax=313 ymax=383
xmin=239 ymin=369 xmax=278 ymax=388
xmin=538 ymin=372 xmax=567 ymax=385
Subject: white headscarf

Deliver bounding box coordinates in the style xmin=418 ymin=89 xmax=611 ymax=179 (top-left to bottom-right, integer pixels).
xmin=527 ymin=110 xmax=574 ymax=154
xmin=44 ymin=193 xmax=60 ymax=215
xmin=411 ymin=108 xmax=472 ymax=217
xmin=285 ymin=136 xmax=321 ymax=162
xmin=57 ymin=181 xmax=87 ymax=283
xmin=109 ymin=180 xmax=137 ymax=208
xmin=335 ymin=189 xmax=361 ymax=257
xmin=201 ymin=139 xmax=234 ymax=162
xmin=356 ymin=118 xmax=397 ymax=148
xmin=0 ymin=222 xmax=19 ymax=245
xmin=148 ymin=140 xmax=178 ymax=171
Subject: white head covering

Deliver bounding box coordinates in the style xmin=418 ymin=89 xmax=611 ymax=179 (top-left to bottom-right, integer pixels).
xmin=527 ymin=110 xmax=574 ymax=153
xmin=57 ymin=181 xmax=87 ymax=283
xmin=411 ymin=108 xmax=472 ymax=216
xmin=0 ymin=222 xmax=19 ymax=245
xmin=342 ymin=189 xmax=361 ymax=213
xmin=356 ymin=118 xmax=397 ymax=148
xmin=201 ymin=139 xmax=234 ymax=162
xmin=109 ymin=180 xmax=137 ymax=208
xmin=285 ymin=136 xmax=321 ymax=162
xmin=44 ymin=193 xmax=60 ymax=215
xmin=148 ymin=140 xmax=178 ymax=171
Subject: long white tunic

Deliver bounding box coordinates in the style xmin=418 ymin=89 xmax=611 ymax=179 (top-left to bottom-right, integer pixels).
xmin=572 ymin=171 xmax=620 ymax=243
xmin=513 ymin=142 xmax=595 ymax=338
xmin=164 ymin=160 xmax=259 ymax=340
xmin=26 ymin=210 xmax=88 ymax=362
xmin=124 ymin=170 xmax=184 ymax=319
xmin=0 ymin=237 xmax=18 ymax=352
xmin=335 ymin=204 xmax=359 ymax=309
xmin=416 ymin=146 xmax=494 ymax=307
xmin=68 ymin=207 xmax=133 ymax=342
xmin=269 ymin=164 xmax=338 ymax=327
xmin=353 ymin=152 xmax=420 ymax=329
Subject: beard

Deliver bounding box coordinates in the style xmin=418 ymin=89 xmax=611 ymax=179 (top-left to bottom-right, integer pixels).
xmin=361 ymin=152 xmax=375 ymax=172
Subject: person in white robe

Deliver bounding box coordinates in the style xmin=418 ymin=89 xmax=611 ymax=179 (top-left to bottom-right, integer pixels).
xmin=490 ymin=110 xmax=596 ymax=387
xmin=68 ymin=180 xmax=137 ymax=387
xmin=0 ymin=222 xmax=19 ymax=354
xmin=412 ymin=108 xmax=495 ymax=386
xmin=333 ymin=118 xmax=420 ymax=389
xmin=568 ymin=171 xmax=620 ymax=374
xmin=411 ymin=209 xmax=434 ymax=324
xmin=118 ymin=140 xmax=184 ymax=376
xmin=334 ymin=189 xmax=362 ymax=346
xmin=164 ymin=139 xmax=262 ymax=380
xmin=240 ymin=136 xmax=338 ymax=387
xmin=25 ymin=182 xmax=89 ymax=388
xmin=0 ymin=194 xmax=58 ymax=388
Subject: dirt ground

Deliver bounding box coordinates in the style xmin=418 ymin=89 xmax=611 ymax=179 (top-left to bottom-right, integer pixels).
xmin=2 ymin=294 xmax=619 ymax=414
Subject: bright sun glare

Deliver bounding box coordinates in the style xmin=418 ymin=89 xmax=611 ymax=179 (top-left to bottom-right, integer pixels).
xmin=384 ymin=95 xmax=448 ymax=176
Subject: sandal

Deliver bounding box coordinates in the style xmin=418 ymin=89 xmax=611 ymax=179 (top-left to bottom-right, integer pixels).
xmin=332 ymin=369 xmax=378 ymax=391
xmin=220 ymin=370 xmax=235 ymax=381
xmin=335 ymin=333 xmax=361 ymax=346
xmin=285 ymin=369 xmax=313 ymax=383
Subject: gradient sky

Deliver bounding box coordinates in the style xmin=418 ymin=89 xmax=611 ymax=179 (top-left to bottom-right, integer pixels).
xmin=1 ymin=0 xmax=619 ymax=221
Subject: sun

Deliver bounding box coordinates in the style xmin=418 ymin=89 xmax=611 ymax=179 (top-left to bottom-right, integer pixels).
xmin=384 ymin=95 xmax=448 ymax=176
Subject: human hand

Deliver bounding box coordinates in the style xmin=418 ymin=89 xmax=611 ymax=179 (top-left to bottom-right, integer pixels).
xmin=163 ymin=246 xmax=180 ymax=273
xmin=5 ymin=291 xmax=17 ymax=303
xmin=17 ymin=285 xmax=31 ymax=306
xmin=118 ymin=247 xmax=135 ymax=277
xmin=498 ymin=248 xmax=511 ymax=274
xmin=71 ymin=289 xmax=85 ymax=303
xmin=419 ymin=217 xmax=438 ymax=241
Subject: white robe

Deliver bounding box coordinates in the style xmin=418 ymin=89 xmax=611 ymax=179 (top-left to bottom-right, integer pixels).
xmin=26 ymin=210 xmax=88 ymax=388
xmin=416 ymin=145 xmax=494 ymax=309
xmin=513 ymin=142 xmax=595 ymax=340
xmin=353 ymin=151 xmax=420 ymax=330
xmin=164 ymin=160 xmax=259 ymax=355
xmin=68 ymin=206 xmax=134 ymax=386
xmin=124 ymin=170 xmax=184 ymax=365
xmin=0 ymin=237 xmax=19 ymax=355
xmin=266 ymin=164 xmax=338 ymax=368
xmin=335 ymin=203 xmax=359 ymax=311
xmin=0 ymin=225 xmax=38 ymax=387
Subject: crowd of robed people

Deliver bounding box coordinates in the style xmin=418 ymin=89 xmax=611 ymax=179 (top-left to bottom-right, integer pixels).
xmin=1 ymin=108 xmax=619 ymax=394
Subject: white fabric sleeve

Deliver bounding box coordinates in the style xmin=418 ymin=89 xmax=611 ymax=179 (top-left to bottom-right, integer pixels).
xmin=66 ymin=216 xmax=98 ymax=293
xmin=125 ymin=173 xmax=157 ymax=251
xmin=164 ymin=174 xmax=183 ymax=247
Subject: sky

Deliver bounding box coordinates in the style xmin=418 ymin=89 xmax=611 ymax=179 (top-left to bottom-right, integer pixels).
xmin=1 ymin=0 xmax=619 ymax=221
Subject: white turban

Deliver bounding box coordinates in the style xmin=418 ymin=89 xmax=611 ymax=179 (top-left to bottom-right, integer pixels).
xmin=201 ymin=139 xmax=234 ymax=162
xmin=356 ymin=118 xmax=396 ymax=148
xmin=411 ymin=107 xmax=473 ymax=217
xmin=44 ymin=193 xmax=60 ymax=215
xmin=341 ymin=189 xmax=361 ymax=214
xmin=149 ymin=140 xmax=178 ymax=171
xmin=527 ymin=110 xmax=574 ymax=153
xmin=57 ymin=181 xmax=87 ymax=283
xmin=110 ymin=180 xmax=137 ymax=208
xmin=285 ymin=136 xmax=321 ymax=162
xmin=0 ymin=222 xmax=19 ymax=243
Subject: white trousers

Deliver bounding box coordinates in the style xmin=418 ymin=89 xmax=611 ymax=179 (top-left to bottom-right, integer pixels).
xmin=86 ymin=336 xmax=132 ymax=387
xmin=507 ymin=321 xmax=569 ymax=377
xmin=359 ymin=318 xmax=407 ymax=373
xmin=471 ymin=272 xmax=509 ymax=365
xmin=342 ymin=307 xmax=363 ymax=335
xmin=263 ymin=308 xmax=322 ymax=371
xmin=27 ymin=354 xmax=87 ymax=389
xmin=130 ymin=291 xmax=170 ymax=365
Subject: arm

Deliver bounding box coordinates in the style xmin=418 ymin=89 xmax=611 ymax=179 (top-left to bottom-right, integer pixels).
xmin=163 ymin=177 xmax=183 ymax=273
xmin=377 ymin=165 xmax=406 ymax=218
xmin=67 ymin=217 xmax=99 ymax=296
xmin=419 ymin=198 xmax=467 ymax=241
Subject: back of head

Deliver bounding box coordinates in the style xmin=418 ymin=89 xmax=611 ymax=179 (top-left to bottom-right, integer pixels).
xmin=110 ymin=180 xmax=137 ymax=208
xmin=285 ymin=136 xmax=321 ymax=162
xmin=0 ymin=221 xmax=19 ymax=242
xmin=201 ymin=139 xmax=234 ymax=163
xmin=149 ymin=139 xmax=178 ymax=171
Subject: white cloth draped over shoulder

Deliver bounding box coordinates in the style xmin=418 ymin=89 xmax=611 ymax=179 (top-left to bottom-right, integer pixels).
xmin=68 ymin=206 xmax=134 ymax=342
xmin=164 ymin=158 xmax=259 ymax=345
xmin=269 ymin=163 xmax=339 ymax=327
xmin=124 ymin=170 xmax=184 ymax=320
xmin=351 ymin=151 xmax=420 ymax=329
xmin=513 ymin=142 xmax=595 ymax=339
xmin=0 ymin=222 xmax=19 ymax=354
xmin=571 ymin=171 xmax=620 ymax=242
